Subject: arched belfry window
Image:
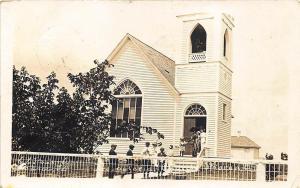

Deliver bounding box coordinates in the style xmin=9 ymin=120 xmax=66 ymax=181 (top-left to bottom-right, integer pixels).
xmin=110 ymin=79 xmax=142 ymax=138
xmin=191 ymin=24 xmax=207 ymax=53
xmin=185 ymin=104 xmax=207 ymax=116
xmin=224 ymin=29 xmax=229 ymax=57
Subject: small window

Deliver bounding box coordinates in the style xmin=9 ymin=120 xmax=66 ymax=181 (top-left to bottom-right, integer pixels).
xmin=222 ymin=103 xmax=226 ymax=121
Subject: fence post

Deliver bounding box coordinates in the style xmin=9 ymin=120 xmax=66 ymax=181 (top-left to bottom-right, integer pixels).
xmin=96 ymin=155 xmax=104 ymax=178
xmin=256 ymin=161 xmax=265 ymax=182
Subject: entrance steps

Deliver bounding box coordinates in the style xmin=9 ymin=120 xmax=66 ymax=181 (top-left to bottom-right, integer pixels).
xmin=169 ymin=147 xmax=207 ymax=176
xmin=169 ymin=158 xmax=200 ymax=175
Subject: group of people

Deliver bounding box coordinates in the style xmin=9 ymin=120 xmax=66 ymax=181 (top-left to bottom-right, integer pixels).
xmin=179 ymin=129 xmax=206 ymax=157
xmin=107 ymin=130 xmax=206 ymax=179
xmin=108 ymin=142 xmax=175 ymax=179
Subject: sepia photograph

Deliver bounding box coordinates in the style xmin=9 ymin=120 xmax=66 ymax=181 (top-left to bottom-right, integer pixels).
xmin=1 ymin=1 xmax=300 ymax=188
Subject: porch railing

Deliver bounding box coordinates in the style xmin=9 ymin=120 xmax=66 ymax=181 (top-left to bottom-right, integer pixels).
xmin=11 ymin=151 xmax=287 ymax=181
xmin=189 ymin=52 xmax=206 ymax=63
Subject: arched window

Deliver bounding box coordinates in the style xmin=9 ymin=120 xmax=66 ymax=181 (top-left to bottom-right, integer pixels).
xmin=110 ymin=79 xmax=142 ymax=138
xmin=185 ymin=104 xmax=207 ymax=116
xmin=224 ymin=29 xmax=229 ymax=58
xmin=114 ymin=79 xmax=142 ymax=95
xmin=191 ymin=24 xmax=207 ymax=53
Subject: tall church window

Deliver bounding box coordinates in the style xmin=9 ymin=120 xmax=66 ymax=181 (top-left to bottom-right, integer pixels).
xmin=191 ymin=24 xmax=207 ymax=53
xmin=110 ymin=79 xmax=142 ymax=138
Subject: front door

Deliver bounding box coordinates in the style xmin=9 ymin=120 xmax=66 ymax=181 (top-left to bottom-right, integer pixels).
xmin=183 ymin=117 xmax=206 ymax=155
xmin=183 ymin=118 xmax=195 ymax=155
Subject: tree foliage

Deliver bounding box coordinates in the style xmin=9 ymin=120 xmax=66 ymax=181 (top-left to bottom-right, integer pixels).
xmin=67 ymin=60 xmax=115 ymax=153
xmin=12 ymin=60 xmax=164 ymax=154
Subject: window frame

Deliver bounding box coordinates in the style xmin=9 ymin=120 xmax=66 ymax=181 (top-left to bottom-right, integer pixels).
xmin=110 ymin=80 xmax=142 ymax=139
xmin=222 ymin=103 xmax=227 ymax=121
xmin=190 ymin=24 xmax=207 ymax=54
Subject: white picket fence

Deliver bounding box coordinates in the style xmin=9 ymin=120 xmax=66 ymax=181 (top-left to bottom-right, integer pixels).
xmin=11 ymin=151 xmax=288 ymax=182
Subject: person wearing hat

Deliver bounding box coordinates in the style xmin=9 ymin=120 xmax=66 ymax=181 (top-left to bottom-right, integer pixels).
xmin=126 ymin=144 xmax=135 ymax=179
xmin=108 ymin=144 xmax=118 ymax=179
xmin=157 ymin=147 xmax=167 ymax=178
xmin=141 ymin=142 xmax=151 ymax=179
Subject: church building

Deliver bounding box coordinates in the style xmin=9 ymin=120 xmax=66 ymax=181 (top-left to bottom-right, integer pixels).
xmin=99 ymin=13 xmax=234 ymax=158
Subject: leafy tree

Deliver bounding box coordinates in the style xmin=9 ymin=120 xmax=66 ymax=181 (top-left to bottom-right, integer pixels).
xmin=12 ymin=67 xmax=60 ymax=152
xmin=52 ymin=87 xmax=79 ymax=153
xmin=67 ymin=60 xmax=115 ymax=154
xmin=12 ymin=60 xmax=165 ymax=154
xmin=33 ymin=72 xmax=59 ymax=152
xmin=12 ymin=66 xmax=41 ymax=151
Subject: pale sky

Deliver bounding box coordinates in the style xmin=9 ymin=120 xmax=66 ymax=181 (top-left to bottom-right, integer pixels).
xmin=11 ymin=0 xmax=300 ymax=158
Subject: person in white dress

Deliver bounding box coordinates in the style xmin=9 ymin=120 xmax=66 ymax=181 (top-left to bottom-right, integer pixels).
xmin=200 ymin=129 xmax=206 ymax=149
xmin=141 ymin=142 xmax=151 ymax=179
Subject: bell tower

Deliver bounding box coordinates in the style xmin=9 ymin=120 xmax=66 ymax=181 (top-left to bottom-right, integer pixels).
xmin=174 ymin=13 xmax=234 ymax=158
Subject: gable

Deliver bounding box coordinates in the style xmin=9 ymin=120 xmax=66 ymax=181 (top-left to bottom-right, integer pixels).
xmin=107 ymin=34 xmax=178 ymax=95
xmin=129 ymin=35 xmax=175 ymax=86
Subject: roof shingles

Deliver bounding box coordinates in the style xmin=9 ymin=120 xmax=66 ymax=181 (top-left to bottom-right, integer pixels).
xmin=231 ymin=136 xmax=260 ymax=149
xmin=128 ymin=34 xmax=175 ymax=86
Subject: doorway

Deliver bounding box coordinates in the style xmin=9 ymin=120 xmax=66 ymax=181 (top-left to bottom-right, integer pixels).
xmin=183 ymin=104 xmax=207 ymax=156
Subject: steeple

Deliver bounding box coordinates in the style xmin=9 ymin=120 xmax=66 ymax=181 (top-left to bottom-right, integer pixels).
xmin=176 ymin=12 xmax=234 ymax=68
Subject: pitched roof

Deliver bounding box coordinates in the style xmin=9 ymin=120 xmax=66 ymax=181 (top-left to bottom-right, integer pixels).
xmin=107 ymin=33 xmax=176 ymax=90
xmin=127 ymin=34 xmax=175 ymax=86
xmin=231 ymin=136 xmax=261 ymax=149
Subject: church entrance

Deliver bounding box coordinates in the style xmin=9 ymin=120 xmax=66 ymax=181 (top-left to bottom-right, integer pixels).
xmin=183 ymin=104 xmax=207 ymax=156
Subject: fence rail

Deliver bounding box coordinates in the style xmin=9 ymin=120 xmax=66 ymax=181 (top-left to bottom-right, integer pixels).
xmin=11 ymin=151 xmax=287 ymax=181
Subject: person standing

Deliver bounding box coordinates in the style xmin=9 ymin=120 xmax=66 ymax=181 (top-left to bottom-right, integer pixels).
xmin=179 ymin=138 xmax=186 ymax=157
xmin=191 ymin=132 xmax=198 ymax=157
xmin=141 ymin=142 xmax=151 ymax=179
xmin=126 ymin=144 xmax=135 ymax=179
xmin=108 ymin=144 xmax=118 ymax=179
xmin=166 ymin=145 xmax=174 ymax=174
xmin=157 ymin=147 xmax=167 ymax=178
xmin=167 ymin=145 xmax=174 ymax=157
xmin=200 ymin=129 xmax=206 ymax=149
xmin=196 ymin=131 xmax=201 ymax=153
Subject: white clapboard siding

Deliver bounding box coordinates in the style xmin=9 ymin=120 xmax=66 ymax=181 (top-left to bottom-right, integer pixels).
xmin=174 ymin=94 xmax=218 ymax=157
xmin=216 ymin=95 xmax=232 ymax=157
xmin=97 ymin=40 xmax=176 ymax=154
xmin=218 ymin=64 xmax=232 ymax=97
xmin=175 ymin=63 xmax=219 ymax=93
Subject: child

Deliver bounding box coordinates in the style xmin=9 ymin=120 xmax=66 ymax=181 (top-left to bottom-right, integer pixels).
xmin=179 ymin=138 xmax=187 ymax=157
xmin=141 ymin=142 xmax=151 ymax=179
xmin=157 ymin=147 xmax=167 ymax=178
xmin=108 ymin=144 xmax=118 ymax=179
xmin=167 ymin=145 xmax=174 ymax=157
xmin=126 ymin=144 xmax=135 ymax=179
